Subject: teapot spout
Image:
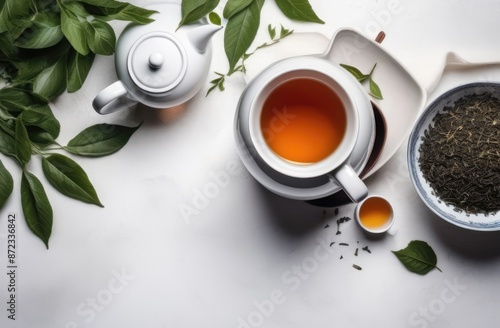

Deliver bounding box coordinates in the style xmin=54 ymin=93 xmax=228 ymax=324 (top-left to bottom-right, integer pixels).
xmin=187 ymin=25 xmax=222 ymax=53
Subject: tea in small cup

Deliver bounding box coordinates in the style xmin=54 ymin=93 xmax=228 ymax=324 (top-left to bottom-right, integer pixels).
xmin=355 ymin=195 xmax=396 ymax=235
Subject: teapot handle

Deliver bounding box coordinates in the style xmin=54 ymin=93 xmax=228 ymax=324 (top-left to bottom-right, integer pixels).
xmin=92 ymin=81 xmax=133 ymax=115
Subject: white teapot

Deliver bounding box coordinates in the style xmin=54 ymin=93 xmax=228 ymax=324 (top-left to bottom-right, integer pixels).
xmin=93 ymin=2 xmax=221 ymax=114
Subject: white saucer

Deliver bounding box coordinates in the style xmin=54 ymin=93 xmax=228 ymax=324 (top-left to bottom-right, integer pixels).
xmin=235 ymin=58 xmax=375 ymax=200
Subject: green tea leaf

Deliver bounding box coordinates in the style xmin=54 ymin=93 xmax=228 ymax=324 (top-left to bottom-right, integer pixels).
xmin=0 ymin=109 xmax=15 ymax=156
xmin=208 ymin=12 xmax=221 ymax=25
xmin=340 ymin=63 xmax=368 ymax=82
xmin=15 ymin=116 xmax=32 ymax=167
xmin=87 ymin=19 xmax=115 ymax=56
xmin=275 ymin=0 xmax=324 ymax=24
xmin=14 ymin=12 xmax=64 ymax=49
xmin=103 ymin=5 xmax=156 ymax=24
xmin=33 ymin=0 xmax=60 ymax=13
xmin=279 ymin=24 xmax=293 ymax=38
xmin=21 ymin=104 xmax=61 ymax=147
xmin=11 ymin=56 xmax=50 ymax=82
xmin=0 ymin=30 xmax=18 ymax=58
xmin=224 ymin=0 xmax=262 ymax=72
xmin=268 ymin=24 xmax=276 ymax=39
xmin=21 ymin=170 xmax=53 ymax=248
xmin=392 ymin=240 xmax=442 ymax=275
xmin=65 ymin=123 xmax=141 ymax=157
xmin=10 ymin=41 xmax=71 ymax=83
xmin=223 ymin=0 xmax=253 ymax=19
xmin=76 ymin=0 xmax=123 ymax=9
xmin=66 ymin=48 xmax=95 ymax=93
xmin=0 ymin=122 xmax=16 ymax=157
xmin=0 ymin=87 xmax=48 ymax=115
xmin=33 ymin=53 xmax=68 ymax=100
xmin=42 ymin=154 xmax=103 ymax=207
xmin=0 ymin=159 xmax=13 ymax=209
xmin=369 ymin=76 xmax=383 ymax=100
xmin=0 ymin=0 xmax=33 ymax=38
xmin=206 ymin=72 xmax=225 ymax=96
xmin=58 ymin=0 xmax=91 ymax=55
xmin=77 ymin=0 xmax=157 ymax=24
xmin=179 ymin=0 xmax=220 ymax=27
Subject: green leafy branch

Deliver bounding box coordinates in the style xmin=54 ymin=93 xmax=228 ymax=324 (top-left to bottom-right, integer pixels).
xmin=0 ymin=0 xmax=155 ymax=248
xmin=340 ymin=63 xmax=384 ymax=100
xmin=0 ymin=0 xmax=156 ymax=99
xmin=206 ymin=24 xmax=293 ymax=95
xmin=178 ymin=0 xmax=324 ymax=94
xmin=0 ymin=87 xmax=141 ymax=248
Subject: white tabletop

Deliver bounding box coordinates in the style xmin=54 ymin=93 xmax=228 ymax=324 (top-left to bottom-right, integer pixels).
xmin=2 ymin=1 xmax=500 ymax=328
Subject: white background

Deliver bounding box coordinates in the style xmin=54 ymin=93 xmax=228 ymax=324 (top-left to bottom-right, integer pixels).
xmin=2 ymin=1 xmax=500 ymax=327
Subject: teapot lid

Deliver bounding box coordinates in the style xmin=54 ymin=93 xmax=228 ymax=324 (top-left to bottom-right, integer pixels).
xmin=127 ymin=32 xmax=187 ymax=94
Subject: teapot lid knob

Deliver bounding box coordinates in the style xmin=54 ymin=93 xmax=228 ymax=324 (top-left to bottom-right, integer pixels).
xmin=128 ymin=32 xmax=187 ymax=94
xmin=149 ymin=52 xmax=165 ymax=69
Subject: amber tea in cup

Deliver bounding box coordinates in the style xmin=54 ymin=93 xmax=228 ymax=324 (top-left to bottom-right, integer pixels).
xmin=355 ymin=195 xmax=396 ymax=235
xmin=260 ymin=78 xmax=347 ymax=164
xmin=246 ymin=59 xmax=370 ymax=203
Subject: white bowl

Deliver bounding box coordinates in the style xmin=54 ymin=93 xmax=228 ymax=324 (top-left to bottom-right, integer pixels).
xmin=408 ymin=82 xmax=500 ymax=230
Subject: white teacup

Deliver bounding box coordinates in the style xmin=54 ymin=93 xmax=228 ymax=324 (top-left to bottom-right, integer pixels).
xmin=240 ymin=56 xmax=371 ymax=202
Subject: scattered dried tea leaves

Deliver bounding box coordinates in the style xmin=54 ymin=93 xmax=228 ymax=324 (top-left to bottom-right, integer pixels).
xmin=336 ymin=216 xmax=351 ymax=235
xmin=419 ymin=93 xmax=500 ymax=214
xmin=322 ymin=211 xmax=371 ymax=270
xmin=323 ymin=210 xmax=330 ymax=228
xmin=352 ymin=264 xmax=362 ymax=270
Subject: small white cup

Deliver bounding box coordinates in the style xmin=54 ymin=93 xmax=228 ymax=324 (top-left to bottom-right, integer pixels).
xmin=354 ymin=195 xmax=397 ymax=236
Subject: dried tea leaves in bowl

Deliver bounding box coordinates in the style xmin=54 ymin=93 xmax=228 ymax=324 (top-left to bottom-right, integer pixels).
xmin=418 ymin=93 xmax=500 ymax=215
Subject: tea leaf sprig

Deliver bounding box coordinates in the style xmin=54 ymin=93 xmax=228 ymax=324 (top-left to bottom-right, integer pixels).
xmin=340 ymin=63 xmax=384 ymax=100
xmin=0 ymin=0 xmax=157 ymax=99
xmin=206 ymin=24 xmax=293 ymax=95
xmin=392 ymin=240 xmax=442 ymax=275
xmin=0 ymin=0 xmax=156 ymax=248
xmin=0 ymin=88 xmax=142 ymax=248
xmin=179 ymin=0 xmax=323 ymax=94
